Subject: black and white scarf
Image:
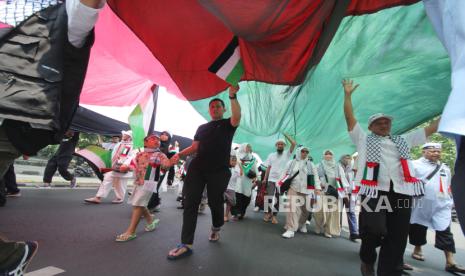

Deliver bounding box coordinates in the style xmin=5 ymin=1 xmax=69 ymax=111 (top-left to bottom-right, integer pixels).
xmin=361 ymin=133 xmax=423 ymax=197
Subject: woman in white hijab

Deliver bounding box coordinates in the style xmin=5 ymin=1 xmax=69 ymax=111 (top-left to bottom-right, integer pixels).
xmin=313 ymin=150 xmax=344 ymax=238
xmin=232 ymin=143 xmax=258 ymax=219
xmin=281 ymin=146 xmax=321 ymax=239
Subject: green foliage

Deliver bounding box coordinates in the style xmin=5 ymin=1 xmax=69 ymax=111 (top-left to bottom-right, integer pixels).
xmin=77 ymin=133 xmax=100 ymax=149
xmin=411 ymin=119 xmax=456 ymax=173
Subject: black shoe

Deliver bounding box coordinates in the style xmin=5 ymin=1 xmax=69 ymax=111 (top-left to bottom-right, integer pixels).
xmin=176 ymin=196 xmax=182 ymax=202
xmin=350 ymin=234 xmax=360 ymax=241
xmin=6 ymin=241 xmax=39 ymax=275
xmin=361 ymin=262 xmax=375 ymax=276
xmin=446 ymin=264 xmax=465 ymax=274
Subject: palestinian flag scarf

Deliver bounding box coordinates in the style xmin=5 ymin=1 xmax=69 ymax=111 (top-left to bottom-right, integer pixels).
xmin=361 ymin=133 xmax=423 ymax=197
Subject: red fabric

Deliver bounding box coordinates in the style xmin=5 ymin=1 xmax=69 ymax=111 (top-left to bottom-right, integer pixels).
xmin=346 ymin=0 xmax=419 ymax=15
xmin=107 ymin=0 xmax=420 ymax=100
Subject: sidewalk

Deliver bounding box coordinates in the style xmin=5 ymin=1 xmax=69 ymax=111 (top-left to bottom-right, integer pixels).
xmin=16 ymin=173 xmax=102 ymax=188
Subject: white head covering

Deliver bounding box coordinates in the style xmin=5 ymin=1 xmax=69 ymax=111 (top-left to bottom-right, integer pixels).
xmin=422 ymin=142 xmax=442 ymax=150
xmin=296 ymin=146 xmax=309 ymax=161
xmin=238 ymin=143 xmax=252 ymax=160
xmin=322 ymin=149 xmax=336 ymax=172
xmin=368 ymin=113 xmax=393 ymax=127
xmin=121 ymin=130 xmax=132 ymax=138
xmin=275 ymin=139 xmax=286 ymax=146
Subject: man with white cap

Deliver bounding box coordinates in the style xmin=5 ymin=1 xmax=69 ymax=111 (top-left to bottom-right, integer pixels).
xmin=407 ymin=142 xmax=465 ymax=274
xmin=85 ymin=130 xmax=135 ymax=204
xmin=263 ymin=133 xmax=296 ymax=224
xmin=342 ymin=79 xmax=440 ymax=276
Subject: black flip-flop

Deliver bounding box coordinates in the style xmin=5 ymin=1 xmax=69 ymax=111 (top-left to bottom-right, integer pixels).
xmin=167 ymin=244 xmax=193 ymax=261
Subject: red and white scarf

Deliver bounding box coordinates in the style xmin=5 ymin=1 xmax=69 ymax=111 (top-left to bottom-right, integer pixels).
xmin=361 ymin=134 xmax=423 ymax=197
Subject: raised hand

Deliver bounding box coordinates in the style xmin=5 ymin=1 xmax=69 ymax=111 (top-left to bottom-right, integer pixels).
xmin=342 ymin=79 xmax=359 ymax=97
xmin=229 ymin=85 xmax=239 ymax=97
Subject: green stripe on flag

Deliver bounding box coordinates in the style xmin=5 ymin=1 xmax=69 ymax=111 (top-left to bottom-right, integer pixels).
xmin=225 ymin=60 xmax=243 ymax=86
xmin=129 ymin=104 xmax=145 ymax=149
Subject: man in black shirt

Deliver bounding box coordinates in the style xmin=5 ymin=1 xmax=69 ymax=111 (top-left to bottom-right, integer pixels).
xmin=42 ymin=131 xmax=80 ymax=188
xmin=168 ymin=85 xmax=241 ymax=260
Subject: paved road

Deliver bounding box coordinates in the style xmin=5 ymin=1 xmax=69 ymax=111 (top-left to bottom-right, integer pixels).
xmin=1 ymin=189 xmax=464 ymax=276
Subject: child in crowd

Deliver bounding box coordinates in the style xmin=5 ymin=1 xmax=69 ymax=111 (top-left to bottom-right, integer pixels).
xmin=224 ymin=153 xmax=242 ymax=222
xmin=115 ymin=134 xmax=171 ymax=242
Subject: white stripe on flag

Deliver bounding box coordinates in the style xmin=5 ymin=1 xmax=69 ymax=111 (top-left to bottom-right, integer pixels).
xmin=25 ymin=266 xmax=65 ymax=276
xmin=366 ymin=167 xmax=374 ymax=181
xmin=216 ymin=47 xmax=240 ymax=80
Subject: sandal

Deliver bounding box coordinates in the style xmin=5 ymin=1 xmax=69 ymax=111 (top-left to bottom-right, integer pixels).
xmin=167 ymin=244 xmax=193 ymax=260
xmin=411 ymin=253 xmax=425 ymax=261
xmin=209 ymin=231 xmax=220 ymax=242
xmin=84 ymin=197 xmax=101 ymax=204
xmin=115 ymin=233 xmax=137 ymax=242
xmin=144 ymin=218 xmax=160 ymax=232
xmin=112 ymin=198 xmax=124 ymax=204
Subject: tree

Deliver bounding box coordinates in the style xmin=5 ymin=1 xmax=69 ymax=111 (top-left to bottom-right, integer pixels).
xmin=410 ymin=120 xmax=457 ymax=174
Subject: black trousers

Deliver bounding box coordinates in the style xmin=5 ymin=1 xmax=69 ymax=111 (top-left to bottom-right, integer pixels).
xmin=147 ymin=173 xmax=166 ymax=209
xmin=43 ymin=156 xmax=73 ymax=183
xmin=359 ymin=186 xmax=412 ymax=276
xmin=409 ymin=223 xmax=455 ymax=253
xmin=3 ymin=164 xmax=19 ymax=194
xmin=231 ymin=193 xmax=251 ymax=217
xmin=181 ymin=167 xmax=230 ymax=245
xmin=452 ymin=136 xmax=465 ymax=233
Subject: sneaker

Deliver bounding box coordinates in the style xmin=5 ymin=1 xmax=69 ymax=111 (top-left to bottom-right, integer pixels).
xmin=253 ymin=206 xmax=260 ymax=212
xmin=6 ymin=191 xmax=21 ymax=198
xmin=6 ymin=241 xmax=39 ymax=275
xmin=282 ymin=230 xmax=295 ymax=239
xmin=299 ymin=226 xmax=308 ymax=233
xmin=305 ymin=220 xmax=311 ymax=225
xmin=70 ymin=177 xmax=77 ymax=188
xmin=39 ymin=183 xmax=52 ymax=189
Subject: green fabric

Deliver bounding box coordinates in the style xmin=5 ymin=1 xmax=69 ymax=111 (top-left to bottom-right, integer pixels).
xmin=190 ymin=3 xmax=450 ymax=162
xmin=128 ymin=104 xmax=145 ymax=149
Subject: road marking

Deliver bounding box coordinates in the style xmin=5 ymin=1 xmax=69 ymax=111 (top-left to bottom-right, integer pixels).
xmin=25 ymin=266 xmax=65 ymax=276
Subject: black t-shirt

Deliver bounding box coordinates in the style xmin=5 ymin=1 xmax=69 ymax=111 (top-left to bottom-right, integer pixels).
xmin=190 ymin=118 xmax=237 ymax=171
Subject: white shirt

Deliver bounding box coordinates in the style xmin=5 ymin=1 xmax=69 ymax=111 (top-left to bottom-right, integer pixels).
xmin=0 ymin=0 xmax=104 ymax=48
xmin=235 ymin=158 xmax=257 ymax=197
xmin=66 ymin=0 xmax=105 ymax=48
xmin=284 ymin=159 xmax=321 ymax=195
xmin=423 ymin=0 xmax=465 ymax=138
xmin=410 ymin=157 xmax=453 ymax=231
xmin=101 ymin=142 xmax=117 ymax=151
xmin=349 ymin=122 xmax=427 ymax=195
xmin=227 ymin=165 xmax=241 ymax=191
xmin=265 ymin=151 xmax=292 ymax=182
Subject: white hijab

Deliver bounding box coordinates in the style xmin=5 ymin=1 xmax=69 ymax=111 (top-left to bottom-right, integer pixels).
xmin=238 ymin=143 xmax=253 ymax=160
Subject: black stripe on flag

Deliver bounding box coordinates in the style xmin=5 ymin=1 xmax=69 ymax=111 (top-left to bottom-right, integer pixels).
xmin=208 ymin=36 xmax=239 ymax=73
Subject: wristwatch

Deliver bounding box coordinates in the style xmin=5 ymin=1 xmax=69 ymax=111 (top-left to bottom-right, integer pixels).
xmin=229 ymin=94 xmax=237 ymax=99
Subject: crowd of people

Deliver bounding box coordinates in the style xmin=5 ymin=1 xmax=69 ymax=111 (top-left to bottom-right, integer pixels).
xmin=1 ymin=0 xmax=464 ymax=275
xmin=2 ymin=79 xmax=464 ymax=275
